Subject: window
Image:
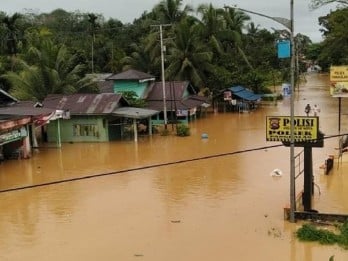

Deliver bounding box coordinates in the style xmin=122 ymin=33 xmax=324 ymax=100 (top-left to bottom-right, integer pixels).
xmin=73 ymin=124 xmax=99 ymax=137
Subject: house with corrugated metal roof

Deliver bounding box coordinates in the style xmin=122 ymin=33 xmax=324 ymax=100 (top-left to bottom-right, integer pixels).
xmin=216 ymin=85 xmax=262 ymax=113
xmin=145 ymin=81 xmax=210 ymax=124
xmin=105 ymin=69 xmax=156 ymax=98
xmin=101 ymin=69 xmax=210 ymax=124
xmin=42 ymin=93 xmax=159 ymax=143
xmin=0 ymin=89 xmax=55 ymax=160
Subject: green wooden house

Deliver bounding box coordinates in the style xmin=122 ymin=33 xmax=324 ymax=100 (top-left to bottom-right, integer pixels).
xmin=42 ymin=93 xmax=158 ymax=143
xmin=105 ymin=69 xmax=155 ymax=98
xmin=102 ymin=70 xmax=210 ymax=124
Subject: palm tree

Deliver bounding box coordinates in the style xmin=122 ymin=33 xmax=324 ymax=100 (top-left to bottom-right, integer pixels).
xmin=121 ymin=40 xmax=157 ymax=74
xmin=2 ymin=34 xmax=96 ymax=101
xmin=221 ymin=7 xmax=254 ymax=70
xmin=196 ymin=4 xmax=224 ymax=55
xmin=153 ymin=0 xmax=193 ymax=24
xmin=165 ymin=19 xmax=213 ymax=88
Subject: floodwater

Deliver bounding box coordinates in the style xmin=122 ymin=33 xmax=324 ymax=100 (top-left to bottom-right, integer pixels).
xmin=1 ymin=73 xmax=348 ymax=261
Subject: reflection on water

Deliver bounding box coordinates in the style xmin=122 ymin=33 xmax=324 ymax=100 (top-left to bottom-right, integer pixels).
xmin=0 ymin=73 xmax=348 ymax=260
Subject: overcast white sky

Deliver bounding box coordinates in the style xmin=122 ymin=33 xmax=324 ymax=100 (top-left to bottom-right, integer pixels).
xmin=1 ymin=0 xmax=339 ymax=42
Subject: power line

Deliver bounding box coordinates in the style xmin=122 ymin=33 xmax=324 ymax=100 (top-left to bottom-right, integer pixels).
xmin=0 ymin=133 xmax=345 ymax=194
xmin=0 ymin=143 xmax=282 ymax=194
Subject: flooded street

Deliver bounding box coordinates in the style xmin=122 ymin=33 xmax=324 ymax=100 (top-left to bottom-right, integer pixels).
xmin=1 ymin=73 xmax=348 ymax=260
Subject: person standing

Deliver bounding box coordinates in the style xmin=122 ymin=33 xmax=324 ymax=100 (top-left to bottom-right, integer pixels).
xmin=305 ymin=104 xmax=311 ymax=116
xmin=313 ymin=104 xmax=320 ymax=116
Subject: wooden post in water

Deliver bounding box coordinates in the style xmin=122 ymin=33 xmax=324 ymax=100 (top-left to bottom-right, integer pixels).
xmin=303 ymin=146 xmax=313 ymax=211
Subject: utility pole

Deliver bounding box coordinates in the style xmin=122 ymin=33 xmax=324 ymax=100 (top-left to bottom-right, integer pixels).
xmin=224 ymin=2 xmax=296 ymax=222
xmin=151 ymin=24 xmax=171 ymax=129
xmin=289 ymin=0 xmax=296 ymax=223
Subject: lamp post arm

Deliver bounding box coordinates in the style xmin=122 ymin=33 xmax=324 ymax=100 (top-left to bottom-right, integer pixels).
xmin=224 ymin=5 xmax=291 ymax=30
xmin=239 ymin=8 xmax=291 ymax=30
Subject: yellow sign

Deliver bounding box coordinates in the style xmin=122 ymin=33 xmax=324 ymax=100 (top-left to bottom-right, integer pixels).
xmin=330 ymin=66 xmax=348 ymax=97
xmin=266 ymin=116 xmax=318 ymax=142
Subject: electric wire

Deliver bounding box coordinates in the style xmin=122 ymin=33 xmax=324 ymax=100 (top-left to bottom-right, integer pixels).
xmin=0 ymin=133 xmax=345 ymax=194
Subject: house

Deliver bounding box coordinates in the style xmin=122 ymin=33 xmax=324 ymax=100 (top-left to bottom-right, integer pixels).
xmin=145 ymin=81 xmax=210 ymax=124
xmin=42 ymin=93 xmax=159 ymax=143
xmin=105 ymin=69 xmax=156 ymax=98
xmin=101 ymin=69 xmax=210 ymax=124
xmin=0 ymin=89 xmax=55 ymax=160
xmin=217 ymin=86 xmax=262 ymax=113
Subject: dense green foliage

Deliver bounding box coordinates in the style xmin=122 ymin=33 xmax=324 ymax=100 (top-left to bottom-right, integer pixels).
xmin=0 ymin=0 xmax=345 ymax=101
xmin=296 ymin=221 xmax=348 ymax=249
xmin=176 ymin=123 xmax=190 ymax=136
xmin=118 ymin=91 xmax=146 ymax=107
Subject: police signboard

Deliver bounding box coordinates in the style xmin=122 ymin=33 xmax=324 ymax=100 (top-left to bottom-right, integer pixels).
xmin=266 ymin=116 xmax=318 ymax=142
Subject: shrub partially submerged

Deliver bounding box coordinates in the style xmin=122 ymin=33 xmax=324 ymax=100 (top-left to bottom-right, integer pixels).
xmin=176 ymin=124 xmax=190 ymax=137
xmin=296 ymin=221 xmax=348 ymax=249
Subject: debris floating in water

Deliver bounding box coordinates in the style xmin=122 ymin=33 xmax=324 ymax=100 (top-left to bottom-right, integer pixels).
xmin=201 ymin=133 xmax=208 ymax=139
xmin=270 ymin=169 xmax=283 ymax=177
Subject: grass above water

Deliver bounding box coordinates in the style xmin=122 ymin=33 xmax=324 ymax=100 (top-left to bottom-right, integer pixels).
xmin=296 ymin=221 xmax=348 ymax=249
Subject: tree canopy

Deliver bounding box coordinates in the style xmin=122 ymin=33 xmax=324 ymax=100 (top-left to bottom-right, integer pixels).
xmin=1 ymin=1 xmax=341 ymax=101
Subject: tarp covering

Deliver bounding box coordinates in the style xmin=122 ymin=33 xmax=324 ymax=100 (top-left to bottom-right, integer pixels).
xmin=228 ymin=86 xmax=262 ymax=101
xmin=230 ymin=86 xmax=245 ymax=93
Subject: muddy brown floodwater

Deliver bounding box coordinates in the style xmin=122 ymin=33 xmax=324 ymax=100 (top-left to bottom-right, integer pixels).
xmin=1 ymin=73 xmax=348 ymax=261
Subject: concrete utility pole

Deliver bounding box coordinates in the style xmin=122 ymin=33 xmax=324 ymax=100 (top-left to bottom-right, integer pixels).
xmin=225 ymin=2 xmax=296 ymax=222
xmin=289 ymin=0 xmax=296 ymax=224
xmin=151 ymin=24 xmax=171 ymax=129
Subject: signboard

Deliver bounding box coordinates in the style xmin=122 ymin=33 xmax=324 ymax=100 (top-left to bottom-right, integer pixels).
xmin=223 ymin=91 xmax=232 ymax=101
xmin=330 ymin=66 xmax=348 ymax=97
xmin=266 ymin=116 xmax=318 ymax=142
xmin=277 ymin=40 xmax=290 ymax=58
xmin=0 ymin=127 xmax=27 ymax=146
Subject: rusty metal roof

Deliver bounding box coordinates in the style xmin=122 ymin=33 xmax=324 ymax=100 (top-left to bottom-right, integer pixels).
xmin=106 ymin=69 xmax=155 ymax=81
xmin=145 ymin=81 xmax=196 ymax=101
xmin=144 ymin=81 xmax=209 ymax=110
xmin=42 ymin=93 xmax=129 ymax=115
xmin=0 ymin=103 xmax=54 ymax=116
xmin=146 ymin=95 xmax=209 ymax=111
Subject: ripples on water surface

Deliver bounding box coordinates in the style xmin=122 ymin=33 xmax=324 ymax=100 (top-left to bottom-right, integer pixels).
xmin=0 ymin=74 xmax=348 ymax=260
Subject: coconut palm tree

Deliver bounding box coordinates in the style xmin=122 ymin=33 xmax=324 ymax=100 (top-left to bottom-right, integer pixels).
xmin=221 ymin=7 xmax=254 ymax=70
xmin=196 ymin=3 xmax=225 ymax=55
xmin=153 ymin=0 xmax=193 ymax=24
xmin=121 ymin=40 xmax=157 ymax=74
xmin=2 ymin=32 xmax=96 ymax=101
xmin=165 ymin=19 xmax=213 ymax=88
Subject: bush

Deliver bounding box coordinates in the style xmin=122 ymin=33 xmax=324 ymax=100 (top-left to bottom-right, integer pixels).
xmin=176 ymin=124 xmax=190 ymax=137
xmin=296 ymin=221 xmax=348 ymax=249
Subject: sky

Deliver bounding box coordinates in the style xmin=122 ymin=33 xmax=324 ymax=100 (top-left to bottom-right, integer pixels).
xmin=1 ymin=0 xmax=340 ymax=43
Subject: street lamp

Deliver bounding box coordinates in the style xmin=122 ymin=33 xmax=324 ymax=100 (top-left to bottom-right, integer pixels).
xmin=225 ymin=2 xmax=296 ymax=222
